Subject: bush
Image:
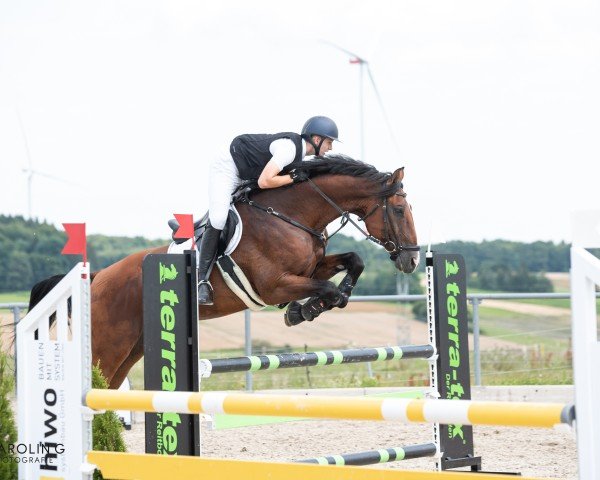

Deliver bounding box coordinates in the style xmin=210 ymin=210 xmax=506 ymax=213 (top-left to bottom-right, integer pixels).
xmin=0 ymin=347 xmax=17 ymax=480
xmin=92 ymin=365 xmax=126 ymax=480
xmin=412 ymin=301 xmax=428 ymax=322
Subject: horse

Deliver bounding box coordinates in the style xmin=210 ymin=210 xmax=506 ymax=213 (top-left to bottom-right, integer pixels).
xmin=28 ymin=156 xmax=419 ymax=389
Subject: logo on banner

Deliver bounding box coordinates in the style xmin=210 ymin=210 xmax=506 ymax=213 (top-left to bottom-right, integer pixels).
xmin=445 ymin=259 xmax=466 ymax=442
xmin=156 ymin=262 xmax=182 ymax=454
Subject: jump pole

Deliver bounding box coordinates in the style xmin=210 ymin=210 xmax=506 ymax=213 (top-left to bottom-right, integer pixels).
xmin=85 ymin=389 xmax=573 ymax=428
xmin=296 ymin=443 xmax=438 ymax=466
xmin=199 ymin=344 xmax=435 ymax=375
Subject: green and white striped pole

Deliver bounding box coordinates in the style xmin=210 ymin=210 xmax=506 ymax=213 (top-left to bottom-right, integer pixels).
xmin=297 ymin=443 xmax=437 ymax=466
xmin=199 ymin=345 xmax=434 ymax=377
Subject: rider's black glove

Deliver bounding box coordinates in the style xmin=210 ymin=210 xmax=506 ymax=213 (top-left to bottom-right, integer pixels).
xmin=290 ymin=170 xmax=309 ymax=184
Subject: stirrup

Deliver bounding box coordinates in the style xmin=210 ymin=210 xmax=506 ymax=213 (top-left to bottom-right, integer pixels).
xmin=197 ymin=280 xmax=214 ymax=305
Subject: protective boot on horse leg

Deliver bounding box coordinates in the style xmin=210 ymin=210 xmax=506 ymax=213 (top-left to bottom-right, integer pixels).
xmin=284 ymin=287 xmax=348 ymax=326
xmin=284 ymin=252 xmax=363 ymax=326
xmin=284 ymin=278 xmax=346 ymax=326
xmin=336 ymin=273 xmax=355 ymax=308
xmin=284 ymin=296 xmax=337 ymax=326
xmin=197 ymin=222 xmax=221 ymax=305
xmin=284 ymin=277 xmax=354 ymax=326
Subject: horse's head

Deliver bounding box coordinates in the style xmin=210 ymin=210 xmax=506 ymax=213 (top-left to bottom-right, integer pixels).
xmin=363 ymin=167 xmax=420 ymax=273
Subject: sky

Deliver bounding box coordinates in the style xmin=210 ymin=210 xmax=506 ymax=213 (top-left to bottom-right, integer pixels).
xmin=1 ymin=0 xmax=599 ymax=244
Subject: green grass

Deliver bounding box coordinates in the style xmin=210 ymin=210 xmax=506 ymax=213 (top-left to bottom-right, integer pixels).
xmin=478 ymin=348 xmax=573 ymax=385
xmin=477 ymin=305 xmax=534 ymax=319
xmin=506 ymin=297 xmax=600 ymax=310
xmin=473 ymin=305 xmax=569 ymax=345
xmin=0 ymin=291 xmax=29 ymax=303
xmin=509 ymin=298 xmax=571 ymax=308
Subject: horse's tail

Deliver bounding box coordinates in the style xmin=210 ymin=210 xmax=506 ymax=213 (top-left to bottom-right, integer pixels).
xmin=4 ymin=271 xmax=99 ymax=357
xmin=27 ymin=271 xmax=99 ymax=313
xmin=28 ymin=274 xmax=67 ymax=312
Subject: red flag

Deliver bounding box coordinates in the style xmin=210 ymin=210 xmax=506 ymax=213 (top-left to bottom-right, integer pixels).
xmin=174 ymin=214 xmax=194 ymax=239
xmin=62 ymin=223 xmax=87 ymax=264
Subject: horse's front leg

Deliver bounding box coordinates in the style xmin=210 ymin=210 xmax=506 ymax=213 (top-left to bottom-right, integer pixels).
xmin=261 ymin=274 xmax=345 ymax=311
xmin=312 ymin=252 xmax=364 ymax=308
xmin=285 ymin=252 xmax=364 ymax=326
xmin=258 ymin=273 xmax=345 ymax=327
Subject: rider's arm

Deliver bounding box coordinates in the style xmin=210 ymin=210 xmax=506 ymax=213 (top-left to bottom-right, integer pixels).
xmin=257 ymin=160 xmax=293 ymax=189
xmin=257 ymin=139 xmax=296 ymax=189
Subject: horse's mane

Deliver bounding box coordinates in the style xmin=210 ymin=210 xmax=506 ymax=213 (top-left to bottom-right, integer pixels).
xmin=282 ymin=155 xmax=401 ymax=197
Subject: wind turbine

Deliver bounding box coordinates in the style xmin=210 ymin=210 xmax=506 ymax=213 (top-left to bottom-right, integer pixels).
xmin=16 ymin=108 xmax=79 ymax=219
xmin=321 ymin=42 xmax=409 ymax=308
xmin=321 ymin=41 xmax=401 ymax=162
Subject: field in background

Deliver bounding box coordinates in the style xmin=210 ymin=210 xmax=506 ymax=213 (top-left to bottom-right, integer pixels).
xmin=0 ymin=272 xmax=590 ymax=389
xmin=0 ymin=291 xmax=28 ymax=303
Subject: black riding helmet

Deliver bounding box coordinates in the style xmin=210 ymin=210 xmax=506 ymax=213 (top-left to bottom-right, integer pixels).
xmin=301 ymin=116 xmax=339 ymax=156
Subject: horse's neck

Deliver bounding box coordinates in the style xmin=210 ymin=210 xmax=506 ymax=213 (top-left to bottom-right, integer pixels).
xmin=261 ymin=176 xmax=375 ymax=232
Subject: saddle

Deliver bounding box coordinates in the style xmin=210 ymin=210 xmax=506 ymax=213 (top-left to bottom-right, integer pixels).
xmin=166 ymin=183 xmax=265 ymax=310
xmin=168 ymin=181 xmax=258 ymax=254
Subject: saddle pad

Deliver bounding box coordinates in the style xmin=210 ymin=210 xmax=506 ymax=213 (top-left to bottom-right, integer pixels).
xmin=216 ymin=255 xmax=267 ymax=311
xmin=167 ymin=205 xmax=244 ymax=256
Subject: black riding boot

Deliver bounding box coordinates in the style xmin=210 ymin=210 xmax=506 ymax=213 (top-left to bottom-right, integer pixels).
xmin=197 ymin=224 xmax=221 ymax=305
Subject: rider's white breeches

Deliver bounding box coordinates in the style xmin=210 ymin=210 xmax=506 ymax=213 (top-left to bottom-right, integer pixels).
xmin=208 ymin=151 xmax=242 ymax=230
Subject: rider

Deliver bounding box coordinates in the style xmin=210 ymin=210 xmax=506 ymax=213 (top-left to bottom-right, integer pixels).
xmin=197 ymin=116 xmax=339 ymax=305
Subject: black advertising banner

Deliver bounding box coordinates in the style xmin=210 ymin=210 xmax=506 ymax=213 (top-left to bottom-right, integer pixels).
xmin=433 ymin=253 xmax=479 ymax=470
xmin=143 ymin=252 xmax=199 ymax=456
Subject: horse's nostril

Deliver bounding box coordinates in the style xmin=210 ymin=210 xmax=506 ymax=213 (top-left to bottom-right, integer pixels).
xmin=411 ymin=257 xmax=417 ymax=267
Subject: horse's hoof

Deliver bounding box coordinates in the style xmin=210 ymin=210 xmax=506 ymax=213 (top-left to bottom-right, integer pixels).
xmin=284 ymin=301 xmax=305 ymax=326
xmin=337 ymin=293 xmax=349 ymax=309
xmin=301 ymin=306 xmax=317 ymax=321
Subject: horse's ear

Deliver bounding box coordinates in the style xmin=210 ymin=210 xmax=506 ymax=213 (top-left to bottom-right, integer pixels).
xmin=391 ymin=167 xmax=405 ymax=183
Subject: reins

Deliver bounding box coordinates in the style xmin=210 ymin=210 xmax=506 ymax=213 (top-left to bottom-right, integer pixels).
xmin=240 ymin=176 xmax=420 ymax=259
xmin=241 ymin=193 xmax=326 ymax=242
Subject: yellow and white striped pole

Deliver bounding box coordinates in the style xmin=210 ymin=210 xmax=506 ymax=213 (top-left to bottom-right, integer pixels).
xmin=86 ymin=451 xmax=556 ymax=480
xmin=86 ymin=390 xmax=573 ymax=429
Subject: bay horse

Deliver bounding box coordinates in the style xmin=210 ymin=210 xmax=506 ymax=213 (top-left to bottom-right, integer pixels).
xmin=29 ymin=156 xmax=419 ymax=388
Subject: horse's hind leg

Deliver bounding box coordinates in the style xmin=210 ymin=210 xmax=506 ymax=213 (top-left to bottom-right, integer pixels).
xmin=108 ymin=333 xmax=144 ymax=389
xmin=91 ymin=268 xmax=145 ymax=389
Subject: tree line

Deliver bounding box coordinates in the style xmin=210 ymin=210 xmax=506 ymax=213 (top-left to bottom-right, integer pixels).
xmin=0 ymin=214 xmax=568 ymax=293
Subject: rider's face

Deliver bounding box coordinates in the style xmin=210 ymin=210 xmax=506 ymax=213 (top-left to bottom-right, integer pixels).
xmin=312 ymin=136 xmax=334 ymax=155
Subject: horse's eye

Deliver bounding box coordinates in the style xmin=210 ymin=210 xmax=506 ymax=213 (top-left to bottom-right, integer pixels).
xmin=394 ymin=206 xmax=405 ymax=216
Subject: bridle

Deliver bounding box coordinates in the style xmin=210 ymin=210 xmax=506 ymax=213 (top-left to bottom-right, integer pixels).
xmin=356 ymin=189 xmax=421 ymax=260
xmin=241 ymin=176 xmax=420 ymax=260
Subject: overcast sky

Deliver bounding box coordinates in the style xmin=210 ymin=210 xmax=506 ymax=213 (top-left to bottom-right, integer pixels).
xmin=1 ymin=0 xmax=599 ymax=244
